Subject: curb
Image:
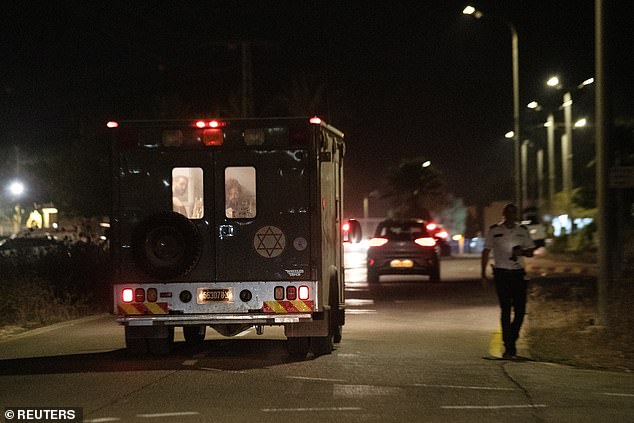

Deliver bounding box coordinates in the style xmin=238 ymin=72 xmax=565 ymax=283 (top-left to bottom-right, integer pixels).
xmin=526 ymin=264 xmax=597 ymax=276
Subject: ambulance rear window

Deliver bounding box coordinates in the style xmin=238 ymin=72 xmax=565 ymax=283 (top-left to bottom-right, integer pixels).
xmin=225 ymin=167 xmax=256 ymax=219
xmin=172 ymin=168 xmax=204 ymax=219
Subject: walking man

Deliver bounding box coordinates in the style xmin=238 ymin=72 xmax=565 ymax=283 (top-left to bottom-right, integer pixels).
xmin=481 ymin=203 xmax=535 ymax=358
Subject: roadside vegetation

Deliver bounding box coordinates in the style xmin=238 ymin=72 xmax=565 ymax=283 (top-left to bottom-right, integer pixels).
xmin=0 ymin=238 xmax=110 ymax=335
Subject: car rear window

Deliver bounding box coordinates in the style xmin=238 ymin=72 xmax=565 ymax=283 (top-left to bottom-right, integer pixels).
xmin=375 ymin=222 xmax=428 ymax=241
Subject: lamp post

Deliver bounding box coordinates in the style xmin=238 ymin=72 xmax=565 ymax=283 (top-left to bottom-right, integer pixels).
xmin=464 ymin=6 xmax=521 ymax=210
xmin=547 ymin=75 xmax=594 ymax=232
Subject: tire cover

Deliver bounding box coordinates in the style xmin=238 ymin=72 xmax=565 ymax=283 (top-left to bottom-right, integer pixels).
xmin=132 ymin=211 xmax=202 ymax=279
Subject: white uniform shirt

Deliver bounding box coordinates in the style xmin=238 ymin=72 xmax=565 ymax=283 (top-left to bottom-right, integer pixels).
xmin=484 ymin=222 xmax=534 ymax=270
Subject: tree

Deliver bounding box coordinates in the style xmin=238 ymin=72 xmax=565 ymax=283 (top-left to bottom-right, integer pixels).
xmin=381 ymin=157 xmax=449 ymax=219
xmin=436 ymin=196 xmax=468 ymax=236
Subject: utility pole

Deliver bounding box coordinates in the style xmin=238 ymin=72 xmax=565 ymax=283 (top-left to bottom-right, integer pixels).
xmin=595 ymin=0 xmax=609 ymax=326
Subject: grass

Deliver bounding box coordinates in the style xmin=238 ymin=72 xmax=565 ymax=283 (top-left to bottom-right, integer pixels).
xmin=527 ymin=276 xmax=634 ymax=372
xmin=0 ymin=244 xmax=110 ymax=334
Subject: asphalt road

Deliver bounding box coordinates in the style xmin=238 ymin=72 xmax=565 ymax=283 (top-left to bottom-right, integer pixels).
xmin=1 ymin=256 xmax=633 ymax=423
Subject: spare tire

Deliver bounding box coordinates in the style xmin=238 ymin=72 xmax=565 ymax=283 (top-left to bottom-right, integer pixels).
xmin=132 ymin=211 xmax=203 ymax=279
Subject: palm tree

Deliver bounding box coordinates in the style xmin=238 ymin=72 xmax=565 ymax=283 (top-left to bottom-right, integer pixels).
xmin=382 ymin=157 xmax=449 ymax=220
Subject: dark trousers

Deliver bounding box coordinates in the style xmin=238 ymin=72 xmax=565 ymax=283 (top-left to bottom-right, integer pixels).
xmin=493 ymin=268 xmax=527 ymax=353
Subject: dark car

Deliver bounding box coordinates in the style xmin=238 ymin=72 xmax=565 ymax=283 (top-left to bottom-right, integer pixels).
xmin=366 ymin=218 xmax=440 ymax=283
xmin=0 ymin=235 xmax=70 ymax=262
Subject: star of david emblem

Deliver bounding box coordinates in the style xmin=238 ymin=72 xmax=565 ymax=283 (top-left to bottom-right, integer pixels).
xmin=254 ymin=226 xmax=286 ymax=258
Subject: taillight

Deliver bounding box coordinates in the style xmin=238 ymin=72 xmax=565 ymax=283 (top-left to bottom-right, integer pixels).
xmin=274 ymin=286 xmax=285 ymax=300
xmin=298 ymin=285 xmax=310 ymax=300
xmin=146 ymin=288 xmax=158 ymax=302
xmin=415 ymin=237 xmax=436 ymax=247
xmin=122 ymin=288 xmax=134 ymax=303
xmin=135 ymin=288 xmax=145 ymax=302
xmin=436 ymin=230 xmax=449 ymax=239
xmin=342 ymin=222 xmax=351 ymax=232
xmin=426 ymin=222 xmax=437 ymax=231
xmin=286 ymin=286 xmax=297 ymax=300
xmin=368 ymin=237 xmax=389 ymax=247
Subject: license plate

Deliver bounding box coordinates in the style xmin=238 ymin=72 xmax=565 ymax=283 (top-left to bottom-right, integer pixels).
xmin=390 ymin=259 xmax=414 ymax=268
xmin=197 ymin=288 xmax=232 ymax=304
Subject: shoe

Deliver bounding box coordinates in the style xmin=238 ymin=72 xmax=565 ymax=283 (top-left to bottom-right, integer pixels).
xmin=502 ymin=345 xmax=516 ymax=359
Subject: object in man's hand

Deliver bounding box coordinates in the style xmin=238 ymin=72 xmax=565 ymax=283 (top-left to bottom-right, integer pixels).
xmin=510 ymin=245 xmax=522 ymax=261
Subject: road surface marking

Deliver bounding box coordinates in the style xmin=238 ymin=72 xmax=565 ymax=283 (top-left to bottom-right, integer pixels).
xmin=84 ymin=419 xmax=121 ymax=422
xmin=137 ymin=412 xmax=200 ymax=418
xmin=601 ymin=392 xmax=634 ymax=398
xmin=286 ymin=375 xmax=346 ymax=383
xmin=182 ymin=360 xmax=198 ymax=366
xmin=345 ymin=299 xmax=374 ymax=306
xmin=334 ymin=384 xmax=403 ymax=398
xmin=200 ymin=367 xmax=246 ymax=374
xmin=413 ymin=383 xmax=515 ymax=391
xmin=489 ymin=328 xmax=503 ymax=357
xmin=442 ymin=404 xmax=547 ymax=410
xmin=262 ymin=407 xmax=362 ymax=412
xmin=346 ymin=309 xmax=377 ymax=315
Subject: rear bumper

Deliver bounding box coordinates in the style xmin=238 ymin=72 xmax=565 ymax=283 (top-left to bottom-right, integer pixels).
xmin=118 ymin=313 xmax=313 ymax=326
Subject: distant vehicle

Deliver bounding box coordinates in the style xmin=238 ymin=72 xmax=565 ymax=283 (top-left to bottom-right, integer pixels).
xmin=425 ymin=222 xmax=451 ymax=256
xmin=108 ymin=117 xmax=361 ymax=357
xmin=0 ymin=236 xmax=70 ymax=260
xmin=366 ymin=218 xmax=440 ymax=283
xmin=522 ymin=207 xmax=548 ymax=248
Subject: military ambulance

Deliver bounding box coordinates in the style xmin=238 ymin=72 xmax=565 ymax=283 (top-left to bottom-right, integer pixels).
xmin=108 ymin=117 xmax=360 ymax=357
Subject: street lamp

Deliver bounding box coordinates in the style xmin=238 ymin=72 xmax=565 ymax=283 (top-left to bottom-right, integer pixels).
xmin=7 ymin=180 xmax=26 ymax=234
xmin=8 ymin=181 xmax=25 ymax=197
xmin=464 ymin=5 xmax=521 ymax=210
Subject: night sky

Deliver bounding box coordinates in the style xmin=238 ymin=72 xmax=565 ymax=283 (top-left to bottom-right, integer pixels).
xmin=2 ymin=1 xmax=632 ymax=217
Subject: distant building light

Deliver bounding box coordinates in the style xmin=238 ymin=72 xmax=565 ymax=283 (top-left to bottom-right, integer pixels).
xmin=527 ymin=101 xmax=539 ymax=109
xmin=505 ymin=131 xmax=515 ymax=139
xmin=547 ymin=76 xmax=560 ymax=87
xmin=574 ymin=118 xmax=588 ymax=128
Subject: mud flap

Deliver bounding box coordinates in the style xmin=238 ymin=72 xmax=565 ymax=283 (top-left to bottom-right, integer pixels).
xmin=284 ymin=313 xmax=329 ymax=337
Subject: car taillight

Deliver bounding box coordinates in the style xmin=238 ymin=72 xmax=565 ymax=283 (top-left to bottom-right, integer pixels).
xmin=415 ymin=237 xmax=436 ymax=247
xmin=426 ymin=223 xmax=437 ymax=231
xmin=368 ymin=237 xmax=389 ymax=247
xmin=436 ymin=230 xmax=449 ymax=239
xmin=122 ymin=288 xmax=134 ymax=303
